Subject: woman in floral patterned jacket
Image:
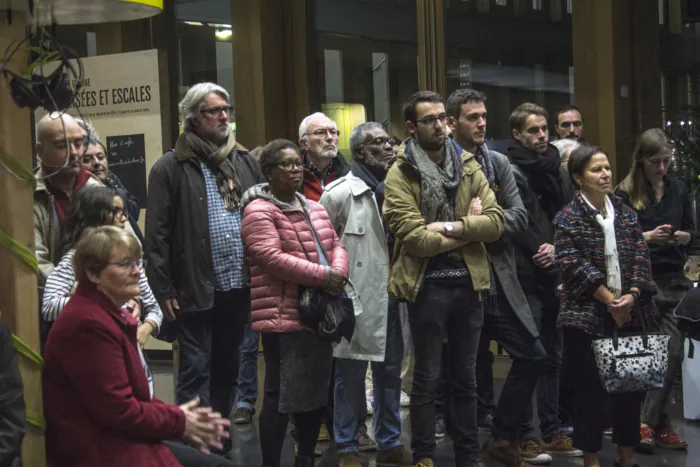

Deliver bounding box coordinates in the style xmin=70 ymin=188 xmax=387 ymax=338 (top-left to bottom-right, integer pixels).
xmin=553 ymin=145 xmax=657 ymax=467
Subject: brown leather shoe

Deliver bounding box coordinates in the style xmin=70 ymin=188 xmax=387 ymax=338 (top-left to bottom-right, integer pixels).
xmin=655 ymin=425 xmax=688 ymax=450
xmin=482 ymin=436 xmax=534 ymax=467
xmin=376 ymin=445 xmax=413 ymax=466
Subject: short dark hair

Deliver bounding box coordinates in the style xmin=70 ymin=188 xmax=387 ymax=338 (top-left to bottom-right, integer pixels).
xmin=403 ymin=91 xmax=444 ymax=123
xmin=568 ymin=145 xmax=607 ymax=187
xmin=555 ymin=104 xmax=583 ymax=126
xmin=259 ymin=139 xmax=300 ymax=179
xmin=446 ymin=88 xmax=487 ymax=119
xmin=509 ymin=102 xmax=549 ymax=132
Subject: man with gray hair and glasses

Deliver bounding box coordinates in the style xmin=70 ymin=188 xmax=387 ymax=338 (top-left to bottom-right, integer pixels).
xmin=298 ymin=112 xmax=349 ymax=201
xmin=321 ymin=122 xmax=412 ymax=467
xmin=145 ymin=82 xmax=264 ymax=459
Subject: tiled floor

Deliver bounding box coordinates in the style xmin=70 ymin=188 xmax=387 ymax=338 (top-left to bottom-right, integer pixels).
xmin=152 ymin=358 xmax=698 ymax=467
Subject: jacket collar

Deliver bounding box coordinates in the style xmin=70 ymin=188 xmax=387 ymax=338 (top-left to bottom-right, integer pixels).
xmin=393 ymin=137 xmax=475 ymax=172
xmin=345 ymin=171 xmax=372 ymax=197
xmin=74 ymin=281 xmax=140 ymax=331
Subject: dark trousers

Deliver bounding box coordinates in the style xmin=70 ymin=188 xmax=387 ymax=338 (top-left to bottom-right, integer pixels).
xmin=486 ymin=309 xmax=545 ymax=442
xmin=563 ymin=328 xmax=644 ymax=453
xmin=176 ymin=288 xmax=250 ymax=423
xmin=164 ymin=440 xmax=236 ymax=467
xmin=520 ymin=289 xmax=562 ymax=441
xmin=476 ymin=339 xmax=496 ymax=419
xmin=407 ymin=282 xmax=483 ymax=466
xmin=260 ymin=333 xmax=325 ymax=465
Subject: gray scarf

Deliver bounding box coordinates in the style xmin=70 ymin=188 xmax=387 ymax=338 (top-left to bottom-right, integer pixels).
xmin=475 ymin=146 xmax=496 ymax=189
xmin=185 ymin=129 xmax=240 ymax=210
xmin=408 ymin=138 xmax=463 ymax=223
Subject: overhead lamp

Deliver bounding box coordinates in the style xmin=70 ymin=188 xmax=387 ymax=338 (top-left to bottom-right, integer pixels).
xmin=30 ymin=0 xmax=163 ymax=25
xmin=215 ymin=28 xmax=233 ymax=40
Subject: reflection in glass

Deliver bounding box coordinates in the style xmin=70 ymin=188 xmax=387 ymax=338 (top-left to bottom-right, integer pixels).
xmin=310 ymin=0 xmax=419 ymax=148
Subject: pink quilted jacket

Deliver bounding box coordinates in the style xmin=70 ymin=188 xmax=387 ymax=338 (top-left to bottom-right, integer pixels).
xmin=241 ymin=194 xmax=349 ymax=333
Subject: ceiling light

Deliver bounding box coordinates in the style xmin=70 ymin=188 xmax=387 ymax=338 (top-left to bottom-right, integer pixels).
xmin=215 ymin=28 xmax=233 ymax=40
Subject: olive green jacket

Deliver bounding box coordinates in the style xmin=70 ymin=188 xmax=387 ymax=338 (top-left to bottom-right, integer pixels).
xmin=382 ymin=140 xmax=504 ymax=302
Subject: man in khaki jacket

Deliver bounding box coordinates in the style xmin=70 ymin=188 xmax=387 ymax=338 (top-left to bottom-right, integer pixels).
xmin=383 ymin=91 xmax=504 ymax=467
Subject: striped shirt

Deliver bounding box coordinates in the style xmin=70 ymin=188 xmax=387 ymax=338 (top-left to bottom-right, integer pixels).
xmin=200 ymin=161 xmax=244 ymax=291
xmin=41 ymin=249 xmax=164 ymax=333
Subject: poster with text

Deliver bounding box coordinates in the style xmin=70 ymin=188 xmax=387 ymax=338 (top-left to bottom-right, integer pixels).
xmin=34 ymin=50 xmax=165 ymax=222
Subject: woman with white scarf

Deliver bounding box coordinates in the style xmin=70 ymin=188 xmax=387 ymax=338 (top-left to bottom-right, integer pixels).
xmin=553 ymin=145 xmax=658 ymax=467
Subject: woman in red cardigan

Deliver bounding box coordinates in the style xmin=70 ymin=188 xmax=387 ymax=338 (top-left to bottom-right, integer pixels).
xmin=241 ymin=139 xmax=349 ymax=467
xmin=43 ymin=226 xmax=232 ymax=467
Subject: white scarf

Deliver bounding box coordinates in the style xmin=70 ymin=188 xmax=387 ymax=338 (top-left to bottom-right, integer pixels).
xmin=581 ymin=193 xmax=622 ymax=298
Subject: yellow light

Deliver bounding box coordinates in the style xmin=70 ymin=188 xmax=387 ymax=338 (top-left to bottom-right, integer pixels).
xmin=33 ymin=0 xmax=164 ymax=25
xmin=215 ymin=29 xmax=233 ymax=41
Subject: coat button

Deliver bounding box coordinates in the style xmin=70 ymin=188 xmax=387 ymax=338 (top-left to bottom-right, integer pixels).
xmin=357 ymin=261 xmax=363 ymax=267
xmin=358 ymin=227 xmax=364 ymax=233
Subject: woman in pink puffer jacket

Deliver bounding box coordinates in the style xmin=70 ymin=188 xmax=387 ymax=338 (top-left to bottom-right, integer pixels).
xmin=241 ymin=139 xmax=348 ymax=467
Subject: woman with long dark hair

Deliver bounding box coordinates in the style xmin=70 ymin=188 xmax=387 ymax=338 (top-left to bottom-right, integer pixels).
xmin=555 ymin=145 xmax=657 ymax=467
xmin=616 ymin=128 xmax=694 ymax=453
xmin=42 ymin=185 xmax=162 ymax=348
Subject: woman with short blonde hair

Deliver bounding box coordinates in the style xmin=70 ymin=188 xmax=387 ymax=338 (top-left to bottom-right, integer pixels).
xmin=43 ymin=226 xmax=234 ymax=467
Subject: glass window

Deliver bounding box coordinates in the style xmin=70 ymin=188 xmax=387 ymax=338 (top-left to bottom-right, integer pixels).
xmin=445 ymin=0 xmax=573 ymax=140
xmin=309 ymin=0 xmax=419 ymax=152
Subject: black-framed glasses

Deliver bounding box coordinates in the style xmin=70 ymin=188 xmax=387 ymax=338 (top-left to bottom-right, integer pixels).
xmin=275 ymin=161 xmax=304 ymax=172
xmin=107 ymin=259 xmax=142 ymax=271
xmin=416 ymin=114 xmax=448 ymax=127
xmin=307 ymin=128 xmax=340 ymax=138
xmin=363 ymin=136 xmax=391 ymax=147
xmin=200 ymin=105 xmax=234 ymax=118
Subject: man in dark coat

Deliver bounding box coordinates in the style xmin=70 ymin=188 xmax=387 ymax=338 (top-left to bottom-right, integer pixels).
xmin=145 ymin=82 xmax=264 ymax=458
xmin=447 ymin=89 xmax=545 ymax=467
xmin=507 ymin=102 xmax=579 ymax=461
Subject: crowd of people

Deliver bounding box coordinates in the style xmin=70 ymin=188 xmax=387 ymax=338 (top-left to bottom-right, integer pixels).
xmin=19 ymin=80 xmax=694 ymax=467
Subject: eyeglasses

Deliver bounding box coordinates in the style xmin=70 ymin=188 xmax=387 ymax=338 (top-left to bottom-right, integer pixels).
xmin=559 ymin=121 xmax=583 ymax=129
xmin=200 ymin=105 xmax=234 ymax=118
xmin=363 ymin=136 xmax=392 ymax=147
xmin=275 ymin=161 xmax=304 ymax=172
xmin=107 ymin=259 xmax=142 ymax=271
xmin=111 ymin=206 xmax=127 ymax=218
xmin=416 ymin=114 xmax=448 ymax=127
xmin=307 ymin=128 xmax=340 ymax=138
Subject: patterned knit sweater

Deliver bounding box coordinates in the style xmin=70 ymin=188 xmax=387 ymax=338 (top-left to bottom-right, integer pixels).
xmin=553 ymin=192 xmax=658 ymax=336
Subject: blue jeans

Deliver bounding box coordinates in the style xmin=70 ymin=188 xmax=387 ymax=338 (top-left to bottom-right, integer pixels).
xmin=520 ymin=289 xmax=563 ymax=441
xmin=236 ymin=324 xmax=259 ymax=412
xmin=334 ymin=300 xmax=404 ymax=453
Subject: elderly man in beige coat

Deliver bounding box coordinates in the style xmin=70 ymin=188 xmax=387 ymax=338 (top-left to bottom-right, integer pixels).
xmin=320 ymin=122 xmax=412 ymax=467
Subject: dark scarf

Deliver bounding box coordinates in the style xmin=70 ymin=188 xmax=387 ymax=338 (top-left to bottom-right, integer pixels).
xmin=408 ymin=138 xmax=463 ymax=223
xmin=184 ymin=129 xmax=240 ymax=210
xmin=508 ymin=141 xmax=565 ymax=218
xmin=350 ymin=161 xmax=381 ymax=193
xmin=475 ymin=145 xmax=497 ymax=190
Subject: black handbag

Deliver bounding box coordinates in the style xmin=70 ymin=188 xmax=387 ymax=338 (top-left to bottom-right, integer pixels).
xmin=291 ymin=212 xmax=355 ymax=343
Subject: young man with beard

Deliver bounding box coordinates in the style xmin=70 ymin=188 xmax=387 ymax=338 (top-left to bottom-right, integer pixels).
xmin=447 ymin=89 xmax=546 ymax=467
xmin=506 ymin=103 xmax=580 ymax=460
xmin=554 ymin=105 xmax=585 ymax=142
xmin=320 ymin=122 xmax=412 ymax=467
xmin=383 ymin=91 xmax=504 ymax=467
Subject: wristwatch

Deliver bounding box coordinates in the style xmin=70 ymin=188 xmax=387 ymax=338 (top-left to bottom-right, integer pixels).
xmin=444 ymin=222 xmax=454 ymax=236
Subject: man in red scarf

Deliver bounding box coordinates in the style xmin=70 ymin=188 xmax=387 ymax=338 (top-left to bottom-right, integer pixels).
xmin=297 ymin=112 xmax=349 ymax=201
